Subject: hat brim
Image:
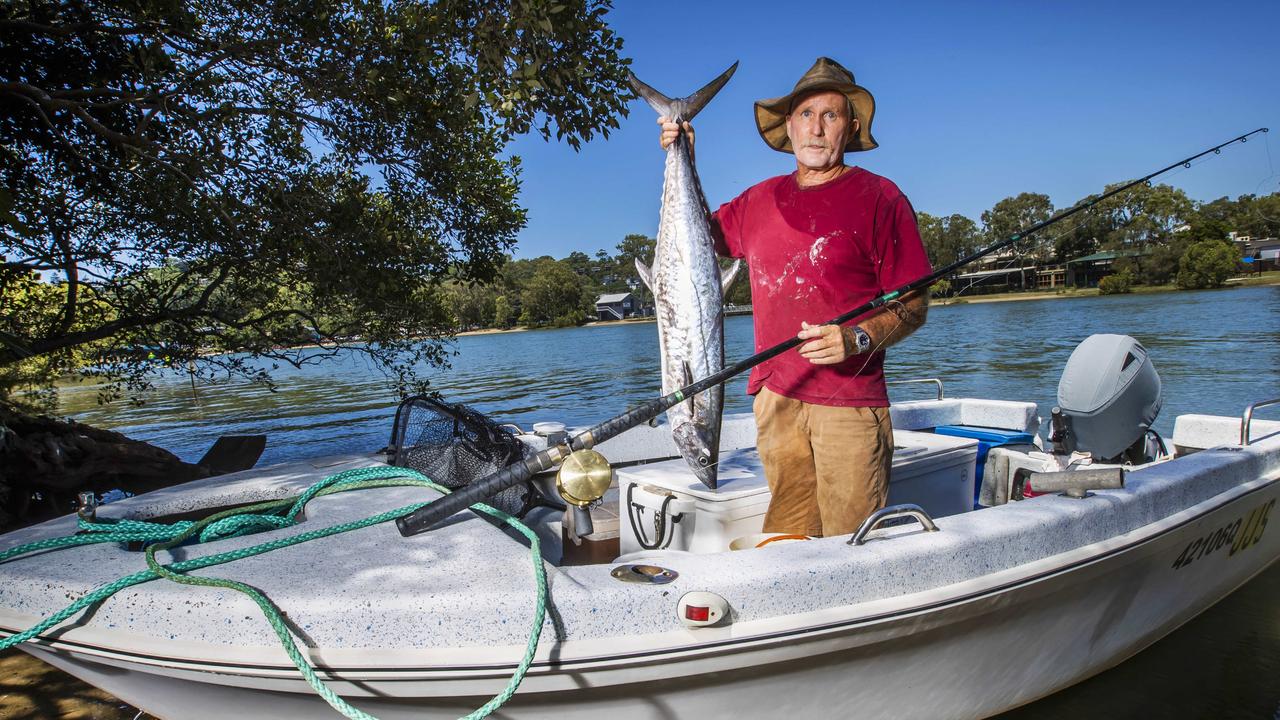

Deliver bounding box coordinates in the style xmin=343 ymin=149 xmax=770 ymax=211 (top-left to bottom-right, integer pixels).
xmin=754 ymin=82 xmax=877 ymax=154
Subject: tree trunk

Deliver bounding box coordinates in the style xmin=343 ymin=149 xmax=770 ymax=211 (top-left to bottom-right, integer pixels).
xmin=0 ymin=407 xmax=211 ymax=531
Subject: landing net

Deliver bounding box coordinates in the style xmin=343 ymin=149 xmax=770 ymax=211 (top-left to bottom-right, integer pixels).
xmin=388 ymin=395 xmax=550 ymax=518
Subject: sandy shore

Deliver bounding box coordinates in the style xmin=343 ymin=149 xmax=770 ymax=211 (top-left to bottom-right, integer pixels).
xmin=0 ymin=648 xmax=153 ymax=719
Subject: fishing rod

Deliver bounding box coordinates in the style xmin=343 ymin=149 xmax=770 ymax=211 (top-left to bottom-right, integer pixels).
xmin=396 ymin=126 xmax=1268 ymax=537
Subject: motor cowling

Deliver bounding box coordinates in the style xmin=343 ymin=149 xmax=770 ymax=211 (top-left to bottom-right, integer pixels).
xmin=1054 ymin=334 xmax=1162 ymax=461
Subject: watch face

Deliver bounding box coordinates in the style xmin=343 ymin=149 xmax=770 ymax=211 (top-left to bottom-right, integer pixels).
xmin=856 ymin=327 xmax=872 ymax=353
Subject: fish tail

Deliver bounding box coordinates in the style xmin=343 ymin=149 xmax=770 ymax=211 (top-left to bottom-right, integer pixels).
xmin=628 ymin=61 xmax=738 ymax=123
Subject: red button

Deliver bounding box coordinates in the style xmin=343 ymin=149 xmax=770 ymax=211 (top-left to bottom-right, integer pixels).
xmin=685 ymin=605 xmax=710 ymax=622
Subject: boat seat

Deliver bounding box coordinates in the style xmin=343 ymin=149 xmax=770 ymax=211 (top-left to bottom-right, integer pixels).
xmin=1172 ymin=414 xmax=1280 ymax=454
xmin=891 ymin=399 xmax=1039 ymax=435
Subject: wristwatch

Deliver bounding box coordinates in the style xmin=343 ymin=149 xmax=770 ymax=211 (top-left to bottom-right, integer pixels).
xmin=851 ymin=326 xmax=872 ymax=355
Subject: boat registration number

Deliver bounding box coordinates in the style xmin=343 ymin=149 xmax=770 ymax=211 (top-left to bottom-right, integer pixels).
xmin=1171 ymin=498 xmax=1275 ymax=571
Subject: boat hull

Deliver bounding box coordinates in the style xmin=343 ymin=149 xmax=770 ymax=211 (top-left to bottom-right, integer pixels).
xmin=17 ymin=476 xmax=1279 ymax=720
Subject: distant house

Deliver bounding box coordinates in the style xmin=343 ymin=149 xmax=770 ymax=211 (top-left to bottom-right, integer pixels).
xmin=1065 ymin=249 xmax=1150 ymax=287
xmin=595 ymin=292 xmax=638 ymax=321
xmin=1237 ymin=236 xmax=1280 ymax=272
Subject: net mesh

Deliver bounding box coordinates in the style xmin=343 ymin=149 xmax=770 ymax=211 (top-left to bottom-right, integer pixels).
xmin=388 ymin=395 xmax=548 ymax=518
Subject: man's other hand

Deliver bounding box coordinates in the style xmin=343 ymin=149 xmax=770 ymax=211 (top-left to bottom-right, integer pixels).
xmin=658 ymin=116 xmax=694 ymax=152
xmin=797 ymin=322 xmax=856 ymax=365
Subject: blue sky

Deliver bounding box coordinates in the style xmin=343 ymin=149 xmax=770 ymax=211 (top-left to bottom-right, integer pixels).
xmin=506 ymin=0 xmax=1280 ymax=259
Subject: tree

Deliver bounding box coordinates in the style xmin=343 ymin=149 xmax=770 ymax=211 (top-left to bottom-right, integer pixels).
xmin=1097 ymin=268 xmax=1134 ymax=295
xmin=1139 ymin=235 xmax=1193 ymax=286
xmin=1126 ymin=205 xmax=1232 ymax=286
xmin=918 ymin=212 xmax=980 ymax=270
xmin=1176 ymin=240 xmax=1239 ymax=290
xmin=564 ymin=251 xmax=596 ymax=280
xmin=1205 ymin=192 xmax=1280 ymax=240
xmin=724 ymin=260 xmax=752 ymax=306
xmin=0 ymin=271 xmax=114 ymax=411
xmin=445 ymin=281 xmax=499 ymax=330
xmin=1100 ymin=183 xmax=1194 ymax=249
xmin=980 ymin=193 xmax=1053 ymax=263
xmin=492 ymin=295 xmax=514 ymax=328
xmin=614 ymin=233 xmax=656 ymax=306
xmin=498 ymin=256 xmax=539 ymax=322
xmin=518 ymin=257 xmax=593 ymax=327
xmin=0 ymin=0 xmax=632 ymax=405
xmin=1063 ymin=182 xmax=1191 ymax=284
xmin=1053 ymin=193 xmax=1111 ymax=263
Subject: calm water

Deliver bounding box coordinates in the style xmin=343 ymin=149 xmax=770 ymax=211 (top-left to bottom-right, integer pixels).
xmin=56 ymin=285 xmax=1280 ymax=717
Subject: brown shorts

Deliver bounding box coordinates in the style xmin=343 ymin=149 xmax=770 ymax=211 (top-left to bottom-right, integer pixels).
xmin=754 ymin=386 xmax=893 ymax=537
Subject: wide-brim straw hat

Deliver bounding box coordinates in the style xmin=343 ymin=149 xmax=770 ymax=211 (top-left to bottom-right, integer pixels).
xmin=754 ymin=57 xmax=877 ymax=154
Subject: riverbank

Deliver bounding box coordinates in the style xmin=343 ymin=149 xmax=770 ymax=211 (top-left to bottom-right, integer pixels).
xmin=458 ymin=316 xmax=656 ymax=335
xmin=462 ymin=273 xmax=1280 ymax=331
xmin=934 ymin=270 xmax=1280 ymax=306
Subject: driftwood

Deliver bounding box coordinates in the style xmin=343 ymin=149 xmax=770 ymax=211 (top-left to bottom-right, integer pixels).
xmin=0 ymin=407 xmax=212 ymax=531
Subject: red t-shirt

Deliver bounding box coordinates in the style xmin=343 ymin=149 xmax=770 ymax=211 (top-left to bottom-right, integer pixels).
xmin=713 ymin=167 xmax=932 ymax=407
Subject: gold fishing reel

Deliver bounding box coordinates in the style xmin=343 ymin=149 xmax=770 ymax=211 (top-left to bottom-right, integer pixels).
xmin=555 ymin=448 xmax=613 ymax=508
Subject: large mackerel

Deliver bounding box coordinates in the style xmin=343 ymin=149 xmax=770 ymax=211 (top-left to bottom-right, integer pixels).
xmin=630 ymin=63 xmax=741 ymax=489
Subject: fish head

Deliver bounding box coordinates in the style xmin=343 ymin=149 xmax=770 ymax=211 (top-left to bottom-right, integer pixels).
xmin=673 ymin=421 xmax=720 ymax=489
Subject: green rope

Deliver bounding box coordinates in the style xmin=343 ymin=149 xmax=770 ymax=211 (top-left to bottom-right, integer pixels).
xmin=0 ymin=466 xmax=548 ymax=720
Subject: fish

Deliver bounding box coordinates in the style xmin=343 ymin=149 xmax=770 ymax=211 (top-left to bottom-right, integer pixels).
xmin=629 ymin=63 xmax=742 ymax=489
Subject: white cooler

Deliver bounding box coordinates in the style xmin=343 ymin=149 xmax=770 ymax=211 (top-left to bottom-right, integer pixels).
xmin=618 ymin=430 xmax=978 ymax=555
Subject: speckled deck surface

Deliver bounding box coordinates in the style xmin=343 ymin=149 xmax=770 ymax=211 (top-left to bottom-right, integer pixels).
xmin=1 ymin=404 xmax=1277 ymax=669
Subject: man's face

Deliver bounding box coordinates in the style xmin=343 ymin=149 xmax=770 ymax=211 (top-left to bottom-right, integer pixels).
xmin=785 ymin=90 xmax=857 ymax=172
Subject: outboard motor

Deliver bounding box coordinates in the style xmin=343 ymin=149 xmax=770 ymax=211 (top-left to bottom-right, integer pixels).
xmin=1051 ymin=334 xmax=1163 ymax=463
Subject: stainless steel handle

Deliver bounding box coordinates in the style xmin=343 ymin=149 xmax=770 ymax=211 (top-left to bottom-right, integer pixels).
xmin=847 ymin=504 xmax=939 ymax=546
xmin=886 ymin=378 xmax=945 ymax=401
xmin=1242 ymin=397 xmax=1280 ymax=445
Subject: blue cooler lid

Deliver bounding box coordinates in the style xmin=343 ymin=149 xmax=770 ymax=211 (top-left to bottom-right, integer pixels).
xmin=933 ymin=425 xmax=1034 ymax=445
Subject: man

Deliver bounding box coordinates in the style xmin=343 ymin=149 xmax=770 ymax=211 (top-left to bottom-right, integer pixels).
xmin=659 ymin=57 xmax=931 ymax=537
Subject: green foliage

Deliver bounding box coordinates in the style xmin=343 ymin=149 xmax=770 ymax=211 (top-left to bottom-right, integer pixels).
xmin=1097 ymin=269 xmax=1134 ymax=295
xmin=493 ymin=295 xmax=514 ymax=328
xmin=929 ymin=278 xmax=952 ymax=297
xmin=724 ymin=259 xmax=752 ymax=306
xmin=1198 ymin=194 xmax=1280 ymax=240
xmin=1052 ymin=183 xmax=1195 ymax=267
xmin=1053 ymin=193 xmax=1107 ymax=263
xmin=917 ymin=212 xmax=980 ymax=268
xmin=0 ymin=0 xmax=632 ymax=404
xmin=614 ymin=233 xmax=657 ymax=305
xmin=445 ymin=281 xmax=499 ymax=330
xmin=1177 ymin=240 xmax=1240 ymax=289
xmin=1133 ymin=236 xmax=1191 ymax=286
xmin=0 ymin=272 xmax=114 ymax=410
xmin=981 ymin=193 xmax=1053 ymax=262
xmin=518 ymin=257 xmax=594 ymax=327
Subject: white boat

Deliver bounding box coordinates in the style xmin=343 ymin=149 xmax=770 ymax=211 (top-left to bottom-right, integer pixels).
xmin=1 ymin=335 xmax=1278 ymax=720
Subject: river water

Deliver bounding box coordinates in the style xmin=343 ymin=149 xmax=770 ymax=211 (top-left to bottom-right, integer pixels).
xmin=43 ymin=284 xmax=1280 ymax=717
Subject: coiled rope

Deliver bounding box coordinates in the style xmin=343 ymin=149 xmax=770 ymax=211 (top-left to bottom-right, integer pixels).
xmin=0 ymin=466 xmax=548 ymax=720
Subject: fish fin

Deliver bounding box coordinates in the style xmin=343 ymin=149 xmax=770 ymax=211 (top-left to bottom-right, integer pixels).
xmin=681 ymin=362 xmax=696 ymax=414
xmin=680 ymin=62 xmax=739 ymax=121
xmin=628 ymin=61 xmax=739 ymax=122
xmin=628 ymin=73 xmax=677 ymax=119
xmin=720 ymin=259 xmax=743 ymax=294
xmin=635 ymin=258 xmax=654 ymax=292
